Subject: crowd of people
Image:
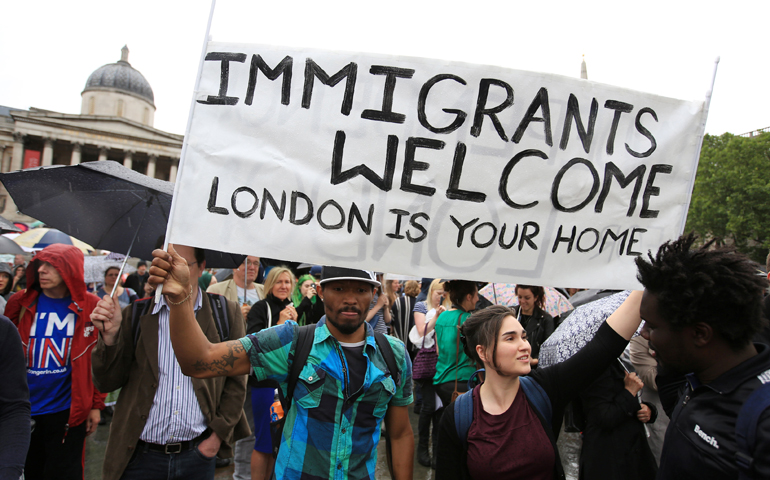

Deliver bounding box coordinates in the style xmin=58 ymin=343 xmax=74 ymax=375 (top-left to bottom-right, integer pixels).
xmin=1 ymin=234 xmax=769 ymax=480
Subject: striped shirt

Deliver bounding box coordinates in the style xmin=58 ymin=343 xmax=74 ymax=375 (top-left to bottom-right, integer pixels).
xmin=240 ymin=317 xmax=413 ymax=480
xmin=139 ymin=289 xmax=207 ymax=444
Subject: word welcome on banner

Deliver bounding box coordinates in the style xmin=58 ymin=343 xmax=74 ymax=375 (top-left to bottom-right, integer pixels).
xmin=168 ymin=43 xmax=706 ymax=289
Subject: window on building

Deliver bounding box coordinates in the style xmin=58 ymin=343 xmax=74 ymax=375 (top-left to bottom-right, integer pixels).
xmin=143 ymin=107 xmax=149 ymax=125
xmin=117 ymin=99 xmax=124 ymax=117
xmin=88 ymin=97 xmax=95 ymax=115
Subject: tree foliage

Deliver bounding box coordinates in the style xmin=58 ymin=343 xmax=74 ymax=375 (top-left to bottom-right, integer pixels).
xmin=685 ymin=132 xmax=770 ymax=264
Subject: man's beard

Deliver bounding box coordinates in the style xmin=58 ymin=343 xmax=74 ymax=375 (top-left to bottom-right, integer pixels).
xmin=326 ymin=307 xmax=365 ymax=334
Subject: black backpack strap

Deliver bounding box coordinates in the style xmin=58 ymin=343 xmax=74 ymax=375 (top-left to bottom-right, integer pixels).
xmin=284 ymin=324 xmax=317 ymax=408
xmin=374 ymin=332 xmax=400 ymax=387
xmin=206 ymin=292 xmax=230 ymax=341
xmin=131 ymin=298 xmax=154 ymax=344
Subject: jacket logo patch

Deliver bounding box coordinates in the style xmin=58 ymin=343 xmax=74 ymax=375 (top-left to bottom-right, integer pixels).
xmin=694 ymin=424 xmax=719 ymax=449
xmin=758 ymin=369 xmax=770 ymax=385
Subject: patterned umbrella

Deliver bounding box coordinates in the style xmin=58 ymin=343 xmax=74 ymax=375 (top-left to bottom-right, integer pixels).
xmin=538 ymin=290 xmax=642 ymax=367
xmin=13 ymin=227 xmax=94 ymax=253
xmin=479 ymin=283 xmax=573 ymax=318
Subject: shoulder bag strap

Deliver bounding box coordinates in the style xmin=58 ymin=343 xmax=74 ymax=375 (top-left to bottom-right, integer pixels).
xmin=454 ymin=311 xmax=462 ymax=393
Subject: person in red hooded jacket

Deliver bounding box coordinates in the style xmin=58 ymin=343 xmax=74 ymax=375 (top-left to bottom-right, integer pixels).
xmin=6 ymin=244 xmax=106 ymax=480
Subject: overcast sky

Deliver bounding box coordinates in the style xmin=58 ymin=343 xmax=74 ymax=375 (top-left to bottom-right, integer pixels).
xmin=1 ymin=0 xmax=766 ymax=137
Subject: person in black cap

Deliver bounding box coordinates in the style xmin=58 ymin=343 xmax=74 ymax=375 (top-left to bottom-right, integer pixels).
xmin=93 ymin=248 xmax=415 ymax=480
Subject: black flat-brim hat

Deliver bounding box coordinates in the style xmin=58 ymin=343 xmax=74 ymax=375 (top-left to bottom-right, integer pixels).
xmin=320 ymin=266 xmax=381 ymax=288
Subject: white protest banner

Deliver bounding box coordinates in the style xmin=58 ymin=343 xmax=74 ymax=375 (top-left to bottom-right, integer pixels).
xmin=167 ymin=43 xmax=708 ymax=290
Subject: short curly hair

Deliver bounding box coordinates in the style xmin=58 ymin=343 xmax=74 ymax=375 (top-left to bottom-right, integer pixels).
xmin=635 ymin=234 xmax=768 ymax=351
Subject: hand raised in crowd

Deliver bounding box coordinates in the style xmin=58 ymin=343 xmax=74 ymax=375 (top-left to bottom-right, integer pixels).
xmin=375 ymin=292 xmax=388 ymax=309
xmin=278 ymin=304 xmax=297 ymax=324
xmin=149 ymin=244 xmax=191 ymax=301
xmin=90 ymin=292 xmax=122 ymax=346
xmin=241 ymin=304 xmax=251 ymax=319
xmin=637 ymin=403 xmax=652 ymax=423
xmin=305 ymin=285 xmax=317 ymax=299
xmin=624 ymin=371 xmax=644 ymax=396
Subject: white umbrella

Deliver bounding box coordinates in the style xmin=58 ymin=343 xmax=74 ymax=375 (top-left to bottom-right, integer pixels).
xmin=84 ymin=255 xmax=136 ymax=284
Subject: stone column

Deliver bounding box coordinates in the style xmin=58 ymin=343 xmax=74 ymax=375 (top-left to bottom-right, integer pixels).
xmin=169 ymin=159 xmax=178 ymax=183
xmin=11 ymin=133 xmax=25 ymax=171
xmin=42 ymin=137 xmax=55 ymax=166
xmin=70 ymin=142 xmax=83 ymax=165
xmin=0 ymin=146 xmax=7 ymax=172
xmin=98 ymin=146 xmax=108 ymax=162
xmin=124 ymin=150 xmax=134 ymax=170
xmin=146 ymin=154 xmax=157 ymax=178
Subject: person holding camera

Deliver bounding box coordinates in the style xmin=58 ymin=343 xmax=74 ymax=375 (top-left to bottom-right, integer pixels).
xmin=293 ymin=274 xmax=324 ymax=326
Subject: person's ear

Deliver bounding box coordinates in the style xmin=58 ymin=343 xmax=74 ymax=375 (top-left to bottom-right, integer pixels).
xmin=198 ymin=261 xmax=206 ymax=278
xmin=476 ymin=344 xmax=489 ymax=364
xmin=692 ymin=322 xmax=713 ymax=347
xmin=317 ymin=284 xmax=324 ymax=300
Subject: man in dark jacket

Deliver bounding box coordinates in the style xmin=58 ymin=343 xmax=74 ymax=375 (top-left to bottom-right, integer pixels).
xmin=90 ymin=245 xmax=248 ymax=480
xmin=637 ymin=234 xmax=770 ymax=479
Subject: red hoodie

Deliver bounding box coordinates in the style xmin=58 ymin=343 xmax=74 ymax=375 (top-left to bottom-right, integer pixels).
xmin=6 ymin=244 xmax=106 ymax=428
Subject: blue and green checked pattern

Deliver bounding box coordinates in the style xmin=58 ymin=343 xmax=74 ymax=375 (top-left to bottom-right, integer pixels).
xmin=239 ymin=317 xmax=413 ymax=480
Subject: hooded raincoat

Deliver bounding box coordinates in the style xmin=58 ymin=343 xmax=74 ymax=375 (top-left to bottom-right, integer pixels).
xmin=6 ymin=244 xmax=106 ymax=428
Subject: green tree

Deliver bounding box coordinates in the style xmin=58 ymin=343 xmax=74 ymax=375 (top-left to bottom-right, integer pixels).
xmin=686 ymin=132 xmax=770 ymax=264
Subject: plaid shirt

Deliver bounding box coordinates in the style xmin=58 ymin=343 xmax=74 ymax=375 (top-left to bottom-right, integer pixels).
xmin=239 ymin=317 xmax=413 ymax=480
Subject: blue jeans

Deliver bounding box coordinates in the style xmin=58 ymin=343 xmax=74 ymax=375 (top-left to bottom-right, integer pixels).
xmin=120 ymin=440 xmax=216 ymax=480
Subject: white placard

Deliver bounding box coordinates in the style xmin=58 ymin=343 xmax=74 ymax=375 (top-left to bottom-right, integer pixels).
xmin=168 ymin=43 xmax=707 ymax=289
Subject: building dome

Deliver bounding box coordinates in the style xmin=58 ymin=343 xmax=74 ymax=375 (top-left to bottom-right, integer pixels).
xmin=83 ymin=46 xmax=154 ymax=105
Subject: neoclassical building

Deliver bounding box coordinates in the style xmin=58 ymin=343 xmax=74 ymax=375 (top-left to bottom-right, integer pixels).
xmin=0 ymin=46 xmax=182 ymax=221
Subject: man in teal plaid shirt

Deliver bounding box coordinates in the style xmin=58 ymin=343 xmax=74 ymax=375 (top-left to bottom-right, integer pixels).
xmin=92 ymin=247 xmax=415 ymax=480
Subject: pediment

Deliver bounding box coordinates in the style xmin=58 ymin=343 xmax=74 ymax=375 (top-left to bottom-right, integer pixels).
xmin=11 ymin=109 xmax=183 ymax=146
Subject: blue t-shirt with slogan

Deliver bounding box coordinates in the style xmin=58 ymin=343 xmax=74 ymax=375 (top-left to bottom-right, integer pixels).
xmin=27 ymin=294 xmax=75 ymax=416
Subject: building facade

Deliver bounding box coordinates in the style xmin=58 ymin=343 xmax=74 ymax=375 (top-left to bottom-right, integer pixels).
xmin=0 ymin=46 xmax=182 ymax=221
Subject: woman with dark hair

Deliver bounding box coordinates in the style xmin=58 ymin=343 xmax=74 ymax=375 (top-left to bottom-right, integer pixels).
xmin=11 ymin=264 xmax=26 ymax=293
xmin=431 ymin=279 xmax=479 ymax=466
xmin=0 ymin=264 xmax=14 ymax=300
xmin=514 ymin=285 xmax=554 ymax=367
xmin=436 ymin=294 xmax=645 ymax=480
xmin=95 ymin=266 xmax=138 ymax=308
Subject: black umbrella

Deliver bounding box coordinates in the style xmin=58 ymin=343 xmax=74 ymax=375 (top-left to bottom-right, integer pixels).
xmin=0 ymin=161 xmax=244 ymax=269
xmin=0 ymin=214 xmax=21 ymax=234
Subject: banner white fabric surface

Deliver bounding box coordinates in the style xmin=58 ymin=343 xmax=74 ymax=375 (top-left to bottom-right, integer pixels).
xmin=168 ymin=42 xmax=707 ymax=289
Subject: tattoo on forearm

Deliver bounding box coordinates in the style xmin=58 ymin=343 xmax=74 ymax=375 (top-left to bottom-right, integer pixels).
xmin=192 ymin=340 xmax=246 ymax=374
